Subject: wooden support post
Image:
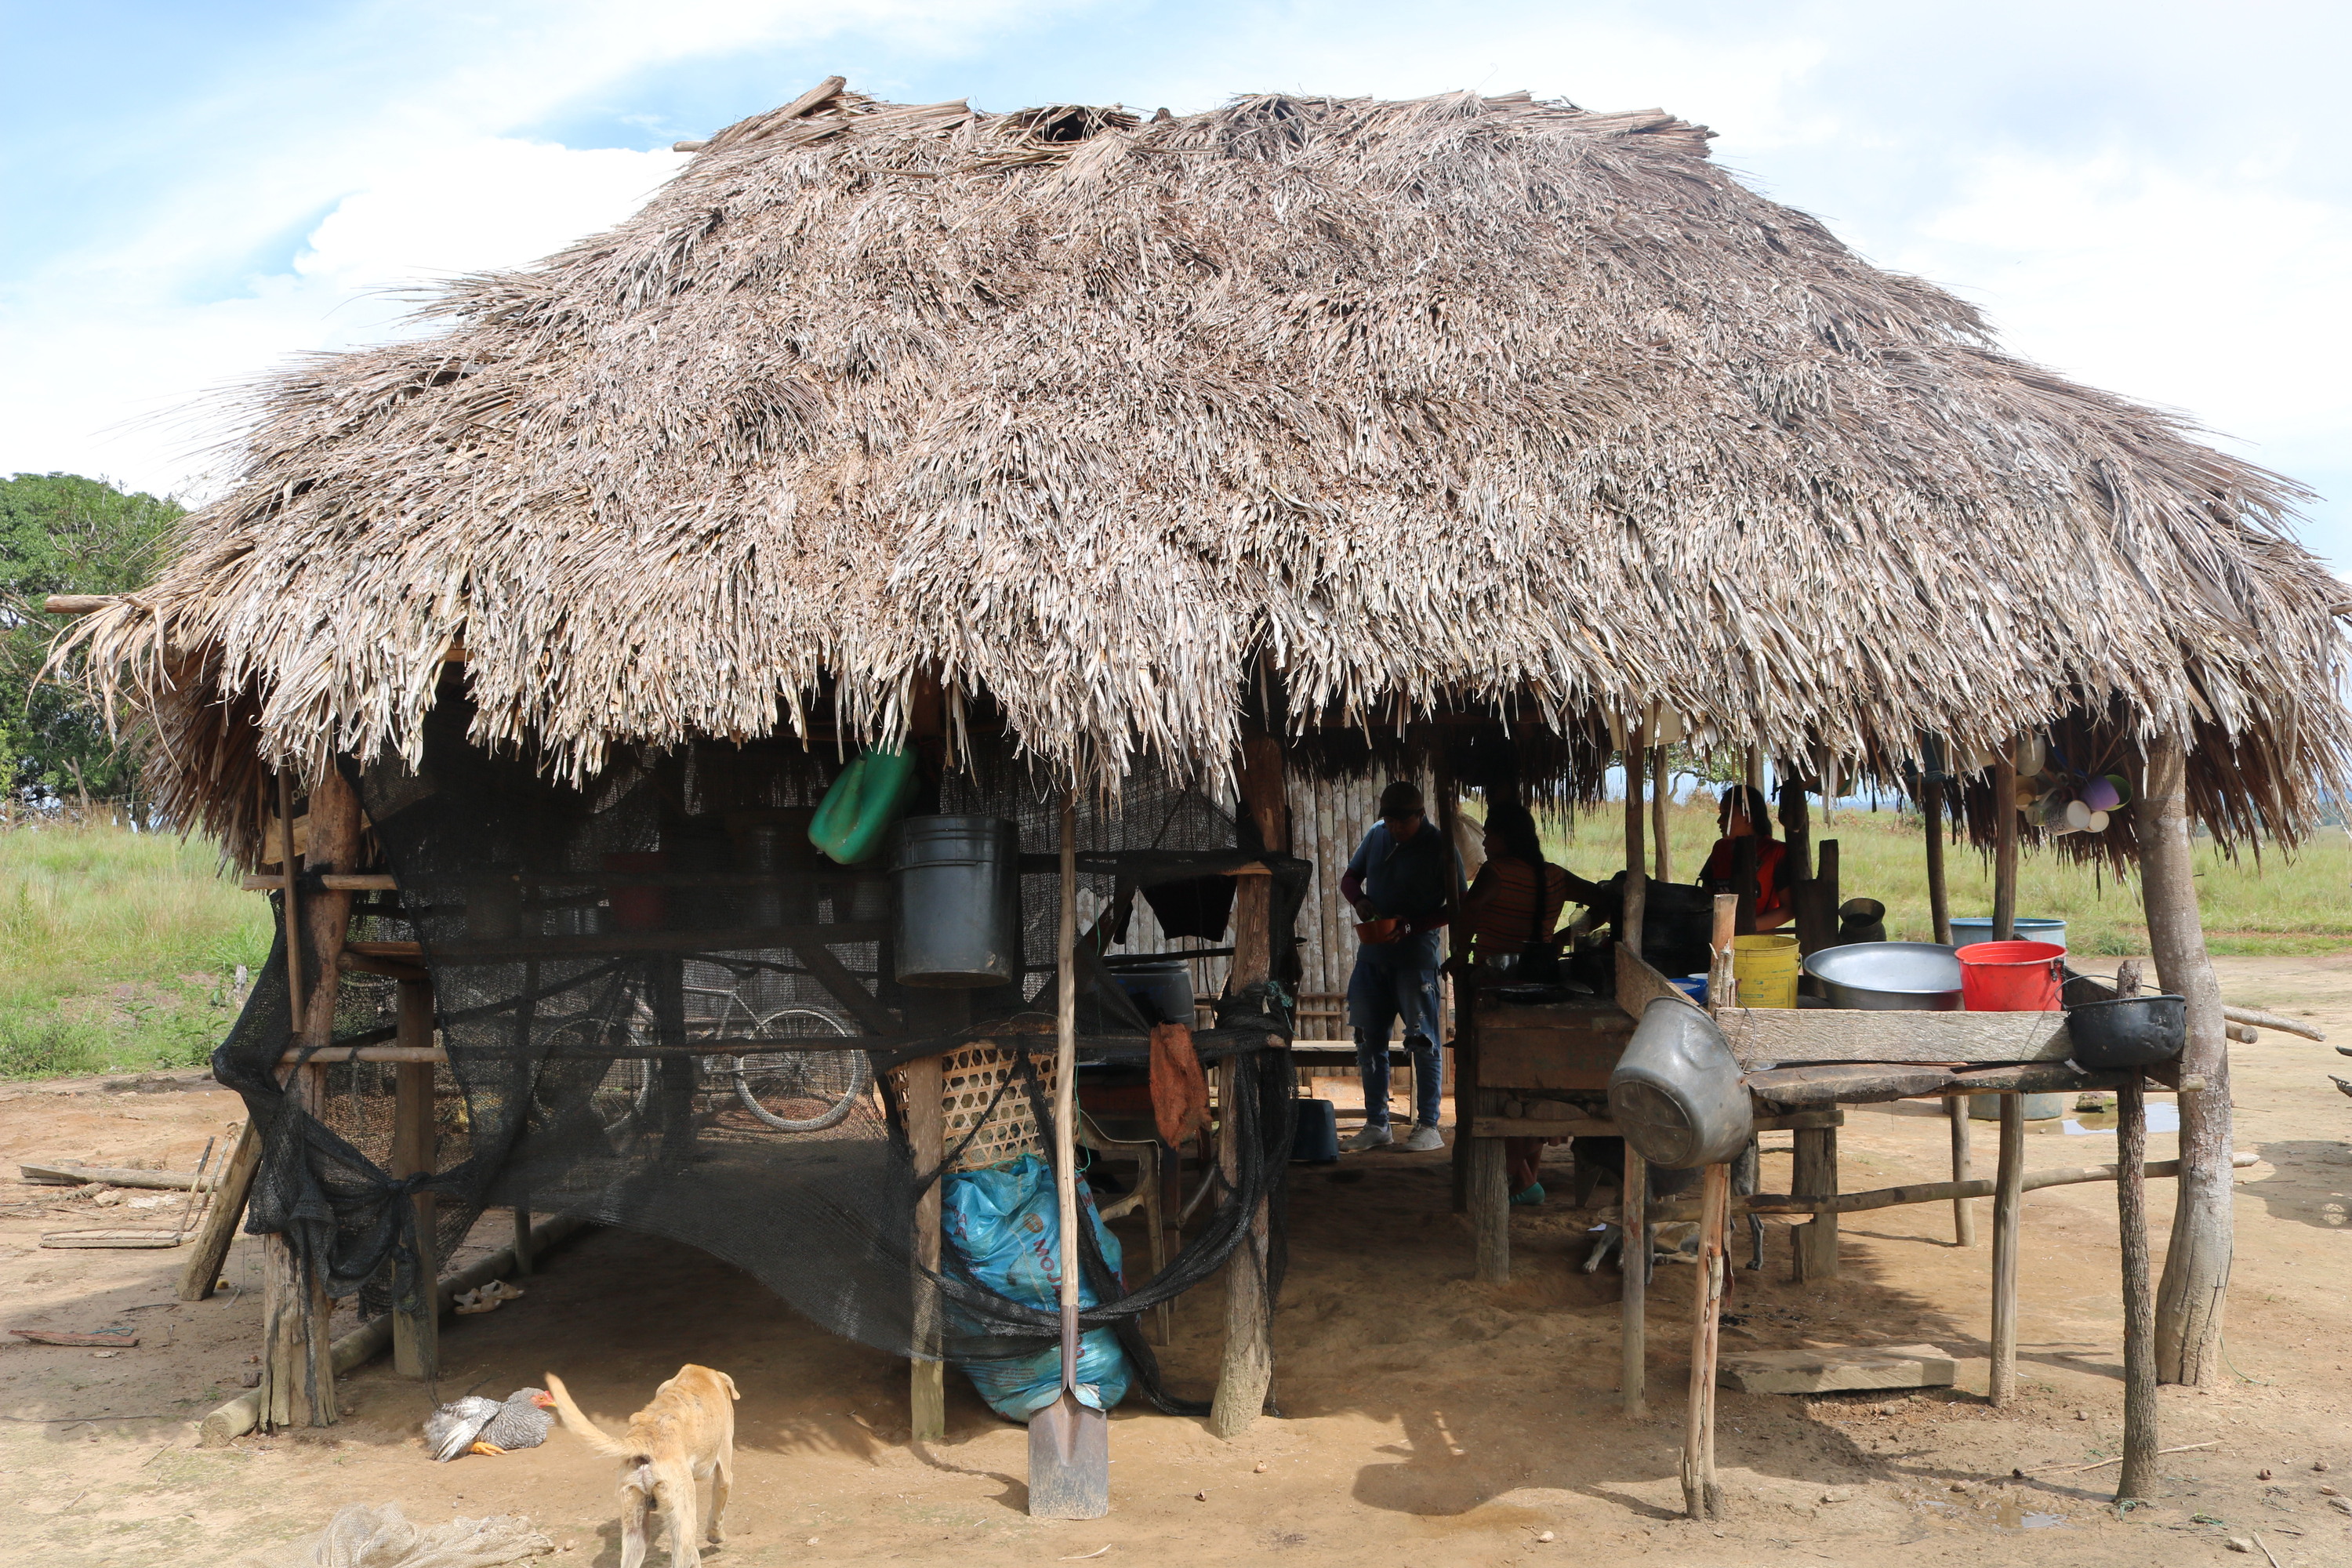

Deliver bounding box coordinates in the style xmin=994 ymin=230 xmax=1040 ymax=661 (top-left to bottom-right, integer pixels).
xmin=1156 ymin=1135 xmax=1183 ymax=1345
xmin=1650 ymin=745 xmax=1672 ymax=883
xmin=178 ymin=1120 xmax=260 ymax=1301
xmin=510 ymin=1206 xmax=533 ymax=1274
xmin=1791 ymin=1124 xmax=1839 ymax=1282
xmin=1436 ymin=750 xmax=1475 ymax=1214
xmin=260 ymin=1061 xmax=336 ymax=1429
xmin=1623 ymin=719 xmax=1648 ymax=961
xmin=1681 ymin=1161 xmax=1729 ymax=1521
xmin=2140 ymin=735 xmax=2233 ymax=1386
xmin=2115 ymin=1073 xmax=2158 ymax=1500
xmin=1621 ymin=1143 xmax=1647 ymax=1418
xmin=1470 ymin=1120 xmax=1508 ymax=1283
xmin=1922 ymin=774 xmax=1953 ymax=946
xmin=1744 ymin=744 xmax=1763 ymax=793
xmin=1210 ymin=727 xmax=1283 ymax=1439
xmin=1210 ymin=1054 xmax=1273 ymax=1438
xmin=1777 ymin=767 xmax=1813 ymax=886
xmin=1945 ymin=1095 xmax=1976 ymax=1247
xmin=1706 ymin=894 xmax=1737 ymax=1014
xmin=390 ymin=978 xmax=438 ymax=1380
xmin=1730 ymin=835 xmax=1759 ymax=937
xmin=906 ymin=1051 xmax=946 ymax=1442
xmin=1989 ymin=1092 xmax=2025 ymax=1406
xmin=1992 ymin=742 xmax=2019 ymax=942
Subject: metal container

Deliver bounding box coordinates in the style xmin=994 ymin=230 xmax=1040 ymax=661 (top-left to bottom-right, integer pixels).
xmin=1948 ymin=916 xmax=2067 ymax=950
xmin=1607 ymin=999 xmax=1753 ymax=1170
xmin=1802 ymin=942 xmax=1964 ymax=1011
xmin=890 ymin=816 xmax=1021 ymax=989
xmin=1290 ymin=1098 xmax=1340 ymax=1163
xmin=1113 ymin=960 xmax=1194 ymax=1027
xmin=2064 ymin=994 xmax=2187 ymax=1070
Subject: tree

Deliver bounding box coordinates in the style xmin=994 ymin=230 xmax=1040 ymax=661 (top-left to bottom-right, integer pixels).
xmin=0 ymin=473 xmax=184 ymax=806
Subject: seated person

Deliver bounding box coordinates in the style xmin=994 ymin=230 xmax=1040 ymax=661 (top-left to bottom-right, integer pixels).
xmin=1457 ymin=800 xmax=1573 ymax=967
xmin=1702 ymin=784 xmax=1792 ymax=931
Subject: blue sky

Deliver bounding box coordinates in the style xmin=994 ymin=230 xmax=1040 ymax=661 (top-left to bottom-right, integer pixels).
xmin=3 ymin=0 xmax=2346 ymax=572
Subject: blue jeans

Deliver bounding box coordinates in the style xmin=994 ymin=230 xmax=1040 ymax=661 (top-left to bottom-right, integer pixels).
xmin=1348 ymin=938 xmax=1445 ymax=1130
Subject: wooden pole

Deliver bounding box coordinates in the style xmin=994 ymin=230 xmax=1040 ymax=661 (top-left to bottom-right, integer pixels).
xmin=1706 ymin=894 xmax=1737 ymax=1015
xmin=390 ymin=978 xmax=438 ymax=1380
xmin=1623 ymin=720 xmax=1648 ymax=960
xmin=1681 ymin=1161 xmax=1729 ymax=1520
xmin=1777 ymin=767 xmax=1812 ymax=886
xmin=2141 ymin=735 xmax=2233 ymax=1385
xmin=2115 ymin=1073 xmax=2158 ymax=1500
xmin=906 ymin=1052 xmax=946 ymax=1442
xmin=1621 ymin=1142 xmax=1647 ymax=1418
xmin=1744 ymin=744 xmax=1764 ymax=793
xmin=177 ymin=1121 xmax=260 ymax=1301
xmin=1945 ymin=1096 xmax=1976 ymax=1247
xmin=1471 ymin=1134 xmax=1508 ymax=1283
xmin=1211 ymin=729 xmax=1284 ymax=1438
xmin=1922 ymin=774 xmax=1953 ymax=946
xmin=1992 ymin=740 xmax=2020 ymax=942
xmin=1791 ymin=1123 xmax=1840 ymax=1282
xmin=1989 ymin=1092 xmax=2025 ymax=1406
xmin=1437 ymin=749 xmax=1476 ymax=1214
xmin=1650 ymin=745 xmax=1672 ymax=884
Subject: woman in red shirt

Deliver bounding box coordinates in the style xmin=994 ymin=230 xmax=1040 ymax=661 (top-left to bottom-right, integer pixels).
xmin=1702 ymin=785 xmax=1793 ymax=931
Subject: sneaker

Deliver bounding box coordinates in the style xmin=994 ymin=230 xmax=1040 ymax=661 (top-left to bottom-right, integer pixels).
xmin=1343 ymin=1123 xmax=1394 ymax=1152
xmin=1400 ymin=1123 xmax=1445 ymax=1153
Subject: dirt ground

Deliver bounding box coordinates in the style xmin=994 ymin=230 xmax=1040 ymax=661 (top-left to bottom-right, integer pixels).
xmin=4 ymin=952 xmax=2349 ymax=1568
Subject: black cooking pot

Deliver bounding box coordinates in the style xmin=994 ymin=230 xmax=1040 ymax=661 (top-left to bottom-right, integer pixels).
xmin=2065 ymin=994 xmax=2187 ymax=1070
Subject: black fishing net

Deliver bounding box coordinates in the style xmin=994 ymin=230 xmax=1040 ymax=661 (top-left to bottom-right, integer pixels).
xmin=216 ymin=700 xmax=1303 ymax=1415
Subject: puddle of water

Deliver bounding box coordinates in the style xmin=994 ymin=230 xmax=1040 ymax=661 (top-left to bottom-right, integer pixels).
xmin=2062 ymin=1102 xmax=2180 ymax=1135
xmin=1991 ymin=1497 xmax=2068 ymax=1530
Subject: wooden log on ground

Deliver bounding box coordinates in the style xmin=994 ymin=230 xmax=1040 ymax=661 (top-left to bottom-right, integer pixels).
xmin=179 ymin=1122 xmax=260 ymax=1301
xmin=1791 ymin=1123 xmax=1838 ymax=1281
xmin=1947 ymin=1095 xmax=1976 ymax=1247
xmin=2221 ymin=1006 xmax=2325 ymax=1043
xmin=1989 ymin=1092 xmax=2024 ymax=1407
xmin=1622 ymin=1142 xmax=1647 ymax=1418
xmin=1681 ymin=1161 xmax=1728 ymax=1520
xmin=20 ymin=1162 xmax=224 ymax=1191
xmin=202 ymin=1213 xmax=590 ymax=1446
xmin=905 ymin=1051 xmax=946 ymax=1443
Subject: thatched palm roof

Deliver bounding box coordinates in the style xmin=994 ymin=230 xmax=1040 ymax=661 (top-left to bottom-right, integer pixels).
xmin=64 ymin=82 xmax=2352 ymax=850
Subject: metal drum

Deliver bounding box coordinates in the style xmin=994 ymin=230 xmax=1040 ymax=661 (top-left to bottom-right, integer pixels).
xmin=890 ymin=816 xmax=1021 ymax=988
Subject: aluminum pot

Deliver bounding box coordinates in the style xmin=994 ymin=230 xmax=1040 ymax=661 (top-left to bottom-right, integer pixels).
xmin=1802 ymin=942 xmax=1964 ymax=1011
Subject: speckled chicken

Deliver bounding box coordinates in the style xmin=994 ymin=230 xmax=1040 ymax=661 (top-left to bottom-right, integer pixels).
xmin=423 ymin=1387 xmax=554 ymax=1461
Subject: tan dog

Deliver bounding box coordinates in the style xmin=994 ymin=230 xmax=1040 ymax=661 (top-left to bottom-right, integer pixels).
xmin=543 ymin=1366 xmax=739 ymax=1568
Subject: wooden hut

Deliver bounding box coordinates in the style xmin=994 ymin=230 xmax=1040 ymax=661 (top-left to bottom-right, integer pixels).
xmin=46 ymin=82 xmax=2352 ymax=1501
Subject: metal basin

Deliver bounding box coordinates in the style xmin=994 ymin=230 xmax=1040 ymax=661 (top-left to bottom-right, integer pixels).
xmin=1802 ymin=942 xmax=1963 ymax=1011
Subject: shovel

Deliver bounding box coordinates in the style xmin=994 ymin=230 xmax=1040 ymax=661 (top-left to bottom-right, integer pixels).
xmin=1029 ymin=790 xmax=1110 ymax=1519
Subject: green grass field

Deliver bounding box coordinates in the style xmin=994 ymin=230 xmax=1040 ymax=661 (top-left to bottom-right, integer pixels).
xmin=0 ymin=822 xmax=272 ymax=1078
xmin=1544 ymin=798 xmax=2352 ymax=959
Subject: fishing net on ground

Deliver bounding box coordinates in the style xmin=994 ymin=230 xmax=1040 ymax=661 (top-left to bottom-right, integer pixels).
xmin=215 ymin=699 xmax=1303 ymax=1414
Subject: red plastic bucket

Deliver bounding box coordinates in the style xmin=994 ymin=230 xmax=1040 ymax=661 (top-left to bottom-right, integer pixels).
xmin=1955 ymin=940 xmax=2066 ymax=1011
xmin=603 ymin=851 xmax=670 ymax=930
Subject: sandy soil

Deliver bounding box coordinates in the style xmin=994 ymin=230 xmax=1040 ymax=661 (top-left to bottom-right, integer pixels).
xmin=3 ymin=952 xmax=2349 ymax=1567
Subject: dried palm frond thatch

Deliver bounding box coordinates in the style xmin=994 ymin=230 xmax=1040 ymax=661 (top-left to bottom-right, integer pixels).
xmin=56 ymin=83 xmax=2352 ymax=859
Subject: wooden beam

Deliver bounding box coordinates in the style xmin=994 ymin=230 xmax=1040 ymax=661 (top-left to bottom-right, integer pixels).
xmin=1714 ymin=1007 xmax=2070 ymax=1067
xmin=1642 ymin=1152 xmax=2251 ymax=1221
xmin=42 ymin=593 xmax=118 ymax=615
xmin=390 ymin=978 xmax=438 ymax=1380
xmin=1947 ymin=1095 xmax=1976 ymax=1247
xmin=1991 ymin=740 xmax=2019 ymax=942
xmin=1651 ymin=745 xmax=1672 ymax=883
xmin=1468 ymin=1109 xmax=1842 ymax=1139
xmin=1791 ymin=1124 xmax=1838 ymax=1281
xmin=1622 ymin=1141 xmax=1647 ymax=1419
xmin=1989 ymin=1093 xmax=2025 ymax=1406
xmin=2115 ymin=1074 xmax=2158 ymax=1500
xmin=1624 ymin=717 xmax=1648 ymax=958
xmin=1922 ymin=774 xmax=1953 ymax=946
xmin=241 ymin=873 xmax=397 ymax=891
xmin=177 ymin=1121 xmax=260 ymax=1301
xmin=1682 ymin=1161 xmax=1728 ymax=1520
xmin=906 ymin=1052 xmax=946 ymax=1443
xmin=2141 ymin=735 xmax=2233 ymax=1386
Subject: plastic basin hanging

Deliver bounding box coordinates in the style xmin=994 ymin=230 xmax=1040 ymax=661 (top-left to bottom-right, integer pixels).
xmin=810 ymin=746 xmax=920 ymax=866
xmin=1955 ymin=940 xmax=2067 ymax=1011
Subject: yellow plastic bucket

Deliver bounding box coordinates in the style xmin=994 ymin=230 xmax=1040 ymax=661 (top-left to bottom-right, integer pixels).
xmin=1732 ymin=934 xmax=1801 ymax=1008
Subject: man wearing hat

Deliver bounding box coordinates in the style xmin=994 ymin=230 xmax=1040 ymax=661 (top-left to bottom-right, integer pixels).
xmin=1338 ymin=779 xmax=1454 ymax=1152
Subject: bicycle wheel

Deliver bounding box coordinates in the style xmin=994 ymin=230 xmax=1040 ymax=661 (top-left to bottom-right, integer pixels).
xmin=550 ymin=1017 xmax=656 ymax=1135
xmin=729 ymin=1008 xmax=872 ymax=1132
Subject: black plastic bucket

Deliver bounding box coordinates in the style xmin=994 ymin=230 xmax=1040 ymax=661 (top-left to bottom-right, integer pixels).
xmin=2065 ymin=994 xmax=2187 ymax=1071
xmin=1291 ymin=1098 xmax=1340 ymax=1163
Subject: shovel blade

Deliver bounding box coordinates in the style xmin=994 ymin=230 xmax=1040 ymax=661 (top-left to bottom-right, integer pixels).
xmin=1026 ymin=1391 xmax=1110 ymax=1519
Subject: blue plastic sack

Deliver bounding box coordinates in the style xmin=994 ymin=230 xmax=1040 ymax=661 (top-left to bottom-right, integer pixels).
xmin=942 ymin=1153 xmax=1133 ymax=1421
